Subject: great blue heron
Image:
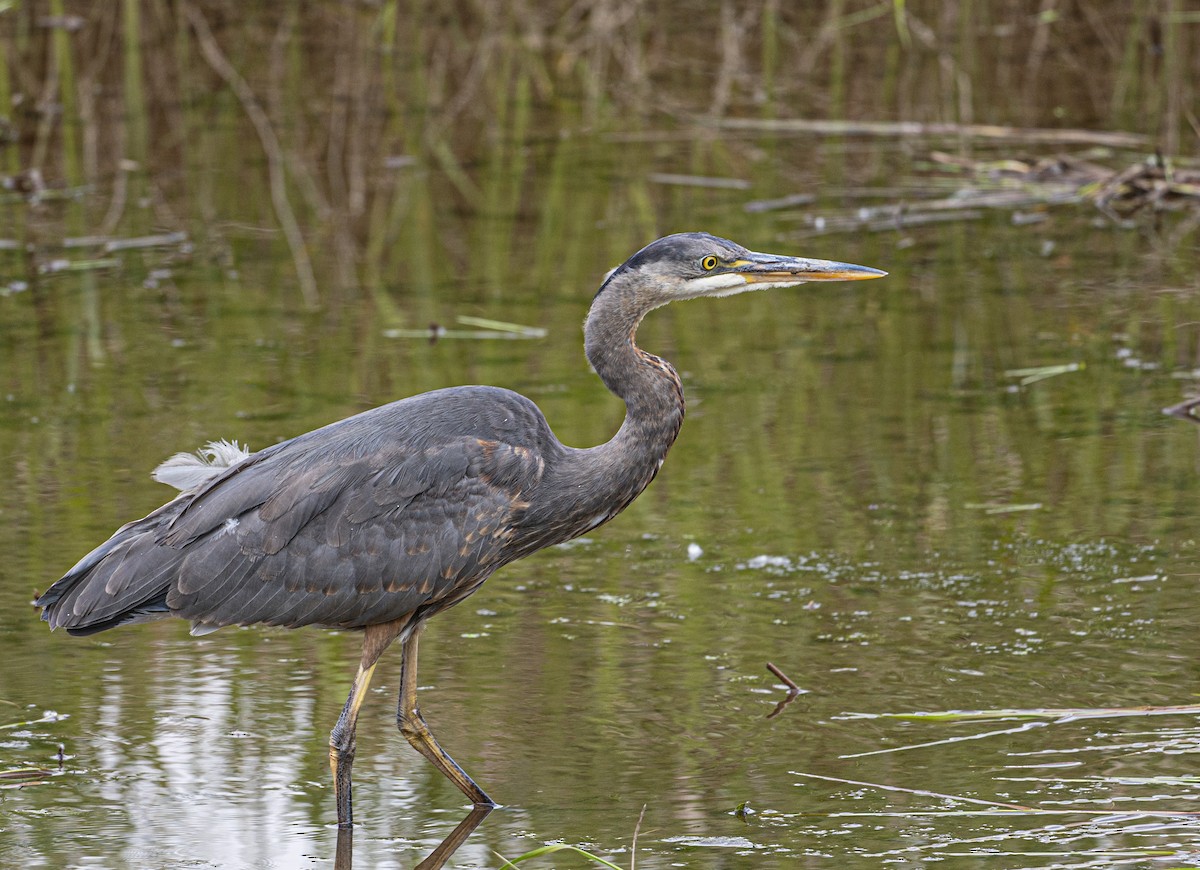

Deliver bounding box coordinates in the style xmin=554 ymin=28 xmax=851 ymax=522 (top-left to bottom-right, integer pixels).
xmin=36 ymin=232 xmax=885 ymax=826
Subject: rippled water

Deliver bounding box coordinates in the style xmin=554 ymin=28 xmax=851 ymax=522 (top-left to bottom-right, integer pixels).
xmin=4 ymin=4 xmax=1200 ymax=868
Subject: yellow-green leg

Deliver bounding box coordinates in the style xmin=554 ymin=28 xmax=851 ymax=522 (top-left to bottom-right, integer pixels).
xmin=329 ymin=619 xmax=407 ymax=827
xmin=396 ymin=627 xmax=496 ymax=807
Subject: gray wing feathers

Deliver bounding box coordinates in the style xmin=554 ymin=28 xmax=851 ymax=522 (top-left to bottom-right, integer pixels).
xmin=40 ymin=388 xmax=552 ymax=634
xmin=167 ymin=437 xmax=534 ymax=629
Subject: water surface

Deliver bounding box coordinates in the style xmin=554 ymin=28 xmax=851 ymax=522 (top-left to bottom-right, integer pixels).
xmin=3 ymin=4 xmax=1200 ymax=868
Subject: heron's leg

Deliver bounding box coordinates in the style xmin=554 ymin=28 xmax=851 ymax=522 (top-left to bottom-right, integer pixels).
xmin=329 ymin=660 xmax=375 ymax=827
xmin=329 ymin=619 xmax=407 ymax=827
xmin=397 ymin=627 xmax=496 ymax=807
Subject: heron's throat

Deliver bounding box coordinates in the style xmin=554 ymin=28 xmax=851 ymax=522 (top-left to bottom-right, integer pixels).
xmin=583 ymin=288 xmax=685 ymax=449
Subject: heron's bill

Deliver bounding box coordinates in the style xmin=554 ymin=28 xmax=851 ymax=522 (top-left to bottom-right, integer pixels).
xmin=742 ymin=261 xmax=887 ymax=283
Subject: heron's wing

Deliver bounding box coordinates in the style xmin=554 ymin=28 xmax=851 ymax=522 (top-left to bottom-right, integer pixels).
xmin=39 ymin=387 xmax=555 ymax=635
xmin=164 ymin=434 xmax=542 ymax=629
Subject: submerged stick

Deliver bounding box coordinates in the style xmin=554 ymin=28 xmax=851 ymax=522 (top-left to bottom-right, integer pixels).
xmin=766 ymin=661 xmax=805 ymax=720
xmin=838 ymin=703 xmax=1200 ymax=759
xmin=630 ymin=804 xmax=647 ymax=870
xmin=792 ymin=770 xmax=1033 ymax=811
xmin=839 ymin=720 xmax=1050 ymax=759
xmin=844 ymin=704 xmax=1200 ymax=722
xmin=766 ymin=661 xmax=800 ymax=691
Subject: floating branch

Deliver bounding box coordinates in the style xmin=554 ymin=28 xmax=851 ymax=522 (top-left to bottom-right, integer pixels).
xmin=1 ymin=233 xmax=189 ymax=254
xmin=647 ymin=173 xmax=751 ymax=190
xmin=840 ymin=704 xmax=1200 ymax=723
xmin=711 ymin=117 xmax=1150 ymax=149
xmin=0 ymin=710 xmax=68 ymax=731
xmin=963 ymin=502 xmax=1042 ymax=514
xmin=0 ymin=767 xmax=56 ymax=789
xmin=744 ymin=193 xmax=816 ymax=213
xmin=37 ymin=257 xmax=121 ymax=275
xmin=103 ymin=232 xmax=189 ymax=252
xmin=385 ymin=315 xmax=546 ymax=342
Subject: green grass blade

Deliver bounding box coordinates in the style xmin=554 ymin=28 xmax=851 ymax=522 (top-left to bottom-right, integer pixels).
xmin=494 ymin=844 xmax=625 ymax=869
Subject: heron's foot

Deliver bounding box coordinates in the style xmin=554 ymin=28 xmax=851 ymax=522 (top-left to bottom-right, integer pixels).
xmin=398 ymin=702 xmax=495 ymax=807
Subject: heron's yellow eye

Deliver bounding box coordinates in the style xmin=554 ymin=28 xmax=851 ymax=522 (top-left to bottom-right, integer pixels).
xmin=701 ymin=255 xmax=719 ymax=271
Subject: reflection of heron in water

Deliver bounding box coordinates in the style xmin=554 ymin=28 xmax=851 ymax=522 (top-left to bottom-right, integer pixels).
xmin=36 ymin=233 xmax=885 ymax=827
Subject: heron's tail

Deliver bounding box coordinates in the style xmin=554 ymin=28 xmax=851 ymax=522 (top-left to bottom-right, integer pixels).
xmin=38 ymin=439 xmax=253 ymax=636
xmin=35 ymin=499 xmax=187 ymax=636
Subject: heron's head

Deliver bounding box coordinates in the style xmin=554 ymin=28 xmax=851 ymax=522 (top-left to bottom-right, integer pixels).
xmin=598 ymin=232 xmax=886 ymax=306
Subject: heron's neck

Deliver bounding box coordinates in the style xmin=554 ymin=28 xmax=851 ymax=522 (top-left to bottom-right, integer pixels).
xmin=584 ymin=287 xmax=684 ymax=459
xmin=505 ymin=287 xmax=684 ymax=554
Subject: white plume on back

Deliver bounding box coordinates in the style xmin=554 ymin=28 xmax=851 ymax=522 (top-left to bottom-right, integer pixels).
xmin=152 ymin=439 xmax=252 ymax=493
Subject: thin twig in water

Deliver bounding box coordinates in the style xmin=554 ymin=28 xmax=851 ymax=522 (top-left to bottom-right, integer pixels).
xmin=765 ymin=661 xmax=805 ymax=719
xmin=839 ymin=720 xmax=1050 ymax=759
xmin=0 ymin=711 xmax=67 ymax=731
xmin=862 ymin=814 xmax=1195 ymax=860
xmin=630 ymin=804 xmax=646 ymax=870
xmin=842 ymin=703 xmax=1200 ymax=722
xmin=805 ymin=808 xmax=1200 ymax=819
xmin=839 ymin=703 xmax=1200 ymax=758
xmin=766 ymin=661 xmax=800 ymax=691
xmin=791 ymin=771 xmax=1033 ymax=811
